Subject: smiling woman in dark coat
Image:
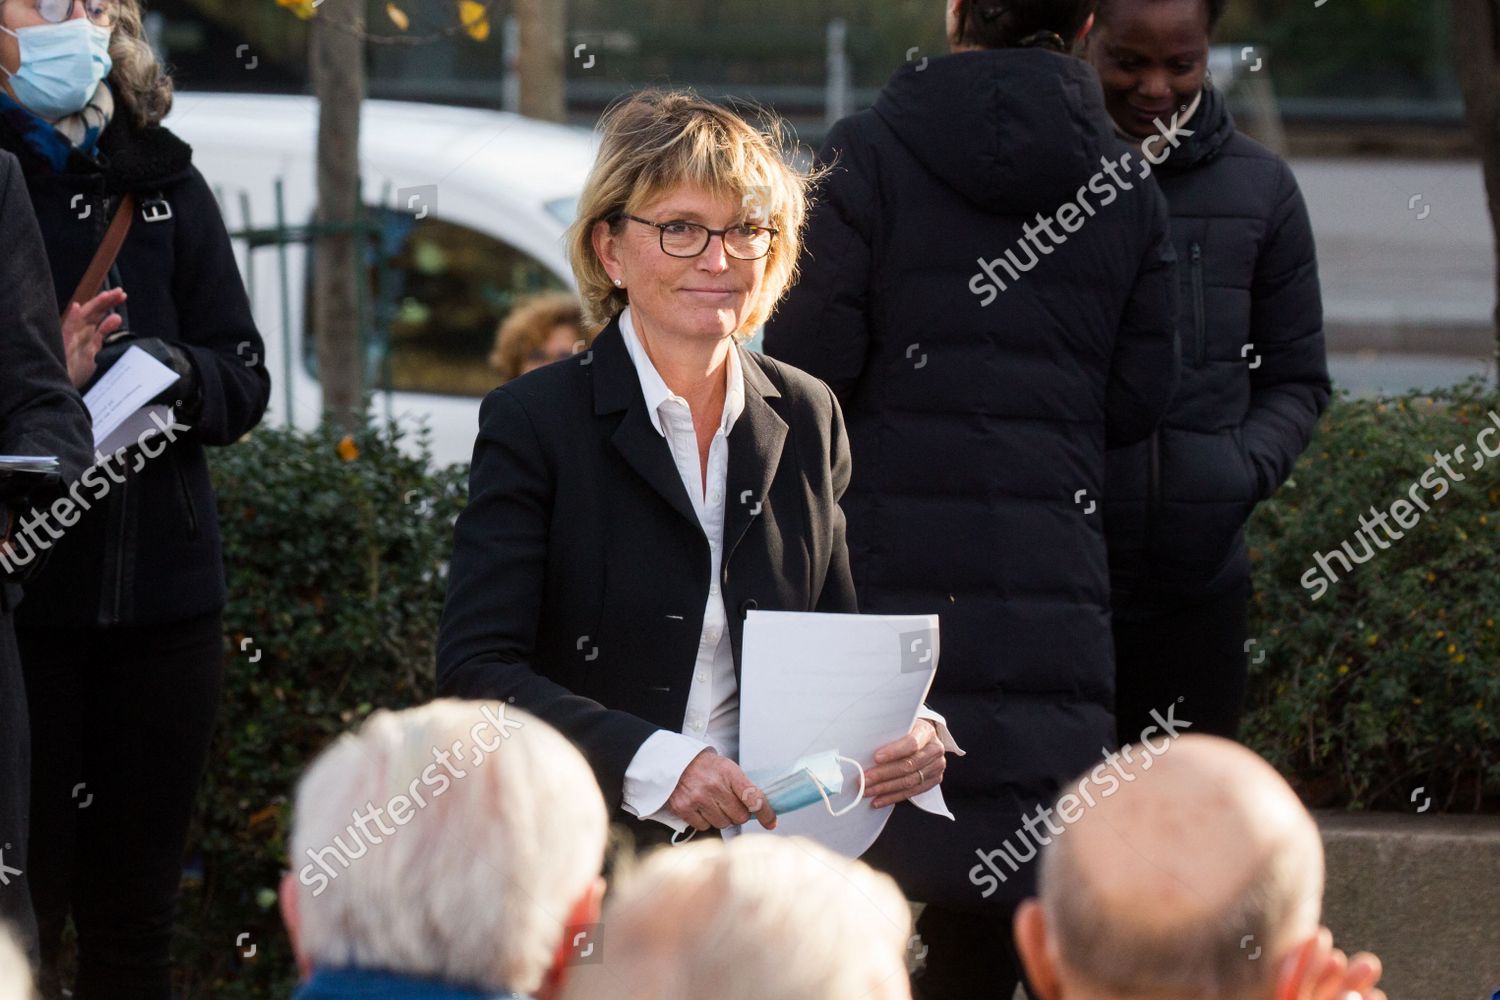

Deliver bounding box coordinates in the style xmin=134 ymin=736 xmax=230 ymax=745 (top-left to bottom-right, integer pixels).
xmin=1084 ymin=0 xmax=1330 ymax=738
xmin=438 ymin=90 xmax=962 ymax=849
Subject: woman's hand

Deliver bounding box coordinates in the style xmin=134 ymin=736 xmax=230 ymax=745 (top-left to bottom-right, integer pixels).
xmin=865 ymin=718 xmax=946 ymax=808
xmin=60 ymin=288 xmax=127 ymax=389
xmin=667 ymin=748 xmax=777 ymax=832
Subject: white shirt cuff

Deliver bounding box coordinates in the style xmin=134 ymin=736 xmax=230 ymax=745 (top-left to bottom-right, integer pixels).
xmin=916 ymin=705 xmax=965 ymax=756
xmin=910 ymin=784 xmax=956 ymax=820
xmin=910 ymin=706 xmax=961 ymax=820
xmin=622 ymin=730 xmax=709 ymax=831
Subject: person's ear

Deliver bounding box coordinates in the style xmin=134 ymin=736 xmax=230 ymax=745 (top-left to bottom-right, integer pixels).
xmin=1013 ymin=899 xmax=1064 ymax=1000
xmin=536 ymin=876 xmax=607 ymax=1000
xmin=278 ymin=871 xmax=313 ymax=981
xmin=591 ymin=219 xmax=623 ymax=287
xmin=1076 ymin=12 xmax=1096 ymax=44
xmin=946 ymin=0 xmax=965 ymax=48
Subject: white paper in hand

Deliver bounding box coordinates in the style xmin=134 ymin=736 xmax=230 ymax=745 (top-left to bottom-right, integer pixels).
xmin=736 ymin=610 xmax=939 ymax=858
xmin=83 ymin=346 xmax=179 ymax=453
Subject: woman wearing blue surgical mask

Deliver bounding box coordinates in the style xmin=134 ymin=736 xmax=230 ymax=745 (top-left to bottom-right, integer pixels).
xmin=0 ymin=2 xmax=269 ymax=997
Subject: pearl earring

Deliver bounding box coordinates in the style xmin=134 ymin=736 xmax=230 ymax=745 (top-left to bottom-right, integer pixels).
xmin=613 ymin=278 xmax=623 ymax=287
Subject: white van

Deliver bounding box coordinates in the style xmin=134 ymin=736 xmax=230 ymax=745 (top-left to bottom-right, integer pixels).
xmin=164 ymin=93 xmax=597 ymax=467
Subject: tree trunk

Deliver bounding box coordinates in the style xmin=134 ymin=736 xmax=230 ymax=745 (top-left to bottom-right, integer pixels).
xmin=311 ymin=0 xmax=366 ymax=429
xmin=516 ymin=0 xmax=566 ymax=122
xmin=1451 ymin=0 xmax=1500 ymax=381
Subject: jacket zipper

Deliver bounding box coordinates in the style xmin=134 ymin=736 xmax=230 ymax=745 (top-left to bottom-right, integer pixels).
xmin=1146 ymin=430 xmax=1162 ymax=533
xmin=173 ymin=450 xmax=200 ymax=539
xmin=1190 ymin=242 xmax=1206 ymax=367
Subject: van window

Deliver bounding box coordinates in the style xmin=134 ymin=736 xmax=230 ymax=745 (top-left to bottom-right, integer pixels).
xmin=304 ymin=210 xmax=571 ymax=397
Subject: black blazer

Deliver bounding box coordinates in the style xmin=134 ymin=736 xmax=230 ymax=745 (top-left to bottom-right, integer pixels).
xmin=436 ymin=315 xmax=856 ymax=816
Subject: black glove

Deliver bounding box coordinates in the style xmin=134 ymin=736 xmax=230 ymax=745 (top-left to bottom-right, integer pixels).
xmin=87 ymin=335 xmax=204 ymax=424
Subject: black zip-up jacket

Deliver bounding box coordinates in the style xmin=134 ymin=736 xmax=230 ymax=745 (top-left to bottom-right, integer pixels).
xmin=1104 ymin=84 xmax=1331 ymax=613
xmin=763 ymin=49 xmax=1178 ymax=909
xmin=2 ymin=110 xmax=269 ymax=627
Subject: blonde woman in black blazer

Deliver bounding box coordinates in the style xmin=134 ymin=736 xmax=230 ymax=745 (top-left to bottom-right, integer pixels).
xmin=438 ymin=90 xmax=960 ymax=848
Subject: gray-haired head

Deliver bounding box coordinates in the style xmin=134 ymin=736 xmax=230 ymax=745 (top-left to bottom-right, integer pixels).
xmin=283 ymin=700 xmax=608 ymax=996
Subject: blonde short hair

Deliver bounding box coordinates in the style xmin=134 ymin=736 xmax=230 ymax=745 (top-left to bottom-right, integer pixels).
xmin=110 ymin=0 xmax=174 ymax=126
xmin=563 ymin=836 xmax=912 ymax=1000
xmin=566 ymin=89 xmax=818 ymax=340
xmin=288 ymin=701 xmax=607 ymax=995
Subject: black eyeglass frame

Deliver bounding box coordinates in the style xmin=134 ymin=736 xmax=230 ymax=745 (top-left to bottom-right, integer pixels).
xmin=612 ymin=212 xmax=779 ymax=261
xmin=30 ymin=0 xmax=118 ymax=28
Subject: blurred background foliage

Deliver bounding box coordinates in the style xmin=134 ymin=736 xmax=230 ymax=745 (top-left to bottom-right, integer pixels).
xmin=178 ymin=422 xmax=462 ymax=998
xmin=153 ymin=0 xmax=1459 ymax=112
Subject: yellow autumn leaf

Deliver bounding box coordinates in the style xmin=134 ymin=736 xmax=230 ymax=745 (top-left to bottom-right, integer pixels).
xmin=458 ymin=0 xmax=490 ymax=41
xmin=276 ymin=0 xmax=318 ymax=20
xmin=337 ymin=435 xmax=360 ymax=462
xmin=386 ymin=2 xmax=410 ymax=31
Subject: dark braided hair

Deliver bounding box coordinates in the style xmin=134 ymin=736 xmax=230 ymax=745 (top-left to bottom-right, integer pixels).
xmin=953 ymin=0 xmax=1099 ymax=50
xmin=1094 ymin=0 xmax=1230 ymax=33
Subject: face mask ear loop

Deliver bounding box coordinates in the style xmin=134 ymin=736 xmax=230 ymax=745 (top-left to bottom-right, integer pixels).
xmin=669 ymin=825 xmax=698 ymax=845
xmin=813 ymin=755 xmax=867 ymax=818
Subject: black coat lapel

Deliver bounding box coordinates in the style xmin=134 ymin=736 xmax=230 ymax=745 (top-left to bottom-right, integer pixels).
xmin=724 ymin=353 xmax=787 ymax=565
xmin=592 ymin=317 xmax=701 ymax=529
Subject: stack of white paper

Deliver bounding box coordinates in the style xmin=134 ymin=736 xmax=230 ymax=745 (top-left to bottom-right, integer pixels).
xmin=736 ymin=610 xmax=940 ymax=858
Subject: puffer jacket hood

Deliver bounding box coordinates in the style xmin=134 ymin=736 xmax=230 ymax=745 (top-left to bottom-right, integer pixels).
xmin=874 ymin=48 xmax=1120 ymax=215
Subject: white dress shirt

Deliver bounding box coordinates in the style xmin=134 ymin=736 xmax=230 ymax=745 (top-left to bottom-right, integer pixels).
xmin=616 ymin=307 xmax=962 ymax=833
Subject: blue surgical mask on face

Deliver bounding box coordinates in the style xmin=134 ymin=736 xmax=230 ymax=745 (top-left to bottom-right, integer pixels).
xmin=2 ymin=18 xmax=113 ymax=121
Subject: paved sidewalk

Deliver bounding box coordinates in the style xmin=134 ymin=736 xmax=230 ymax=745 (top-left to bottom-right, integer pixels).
xmin=1293 ymin=158 xmax=1495 ymax=353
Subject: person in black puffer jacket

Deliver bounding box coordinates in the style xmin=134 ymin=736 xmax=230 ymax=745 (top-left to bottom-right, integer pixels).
xmin=763 ymin=1 xmax=1179 ymax=995
xmin=0 ymin=1 xmax=269 ymax=996
xmin=1083 ymin=0 xmax=1330 ymax=741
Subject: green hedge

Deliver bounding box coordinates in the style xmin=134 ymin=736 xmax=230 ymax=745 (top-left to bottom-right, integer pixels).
xmin=171 ymin=386 xmax=1500 ymax=994
xmin=1243 ymin=380 xmax=1500 ymax=815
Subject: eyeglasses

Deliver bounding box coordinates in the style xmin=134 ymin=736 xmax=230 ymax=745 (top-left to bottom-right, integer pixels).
xmin=615 ymin=213 xmax=777 ymax=261
xmin=30 ymin=0 xmax=118 ymax=29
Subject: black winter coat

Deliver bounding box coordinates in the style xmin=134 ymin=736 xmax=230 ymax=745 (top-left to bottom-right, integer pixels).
xmin=762 ymin=49 xmax=1178 ymax=909
xmin=1105 ymin=85 xmax=1331 ymax=612
xmin=2 ymin=111 xmax=270 ymax=627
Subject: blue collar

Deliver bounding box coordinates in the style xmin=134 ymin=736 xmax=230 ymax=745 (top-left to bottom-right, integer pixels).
xmin=293 ymin=967 xmax=529 ymax=1000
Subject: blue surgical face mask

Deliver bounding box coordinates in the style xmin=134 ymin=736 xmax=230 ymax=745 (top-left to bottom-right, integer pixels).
xmin=759 ymin=750 xmax=865 ymax=818
xmin=2 ymin=19 xmax=113 ymax=121
xmin=667 ymin=750 xmax=868 ymax=846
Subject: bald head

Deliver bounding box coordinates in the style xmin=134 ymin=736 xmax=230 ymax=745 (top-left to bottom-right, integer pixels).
xmin=1035 ymin=735 xmax=1324 ymax=1000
